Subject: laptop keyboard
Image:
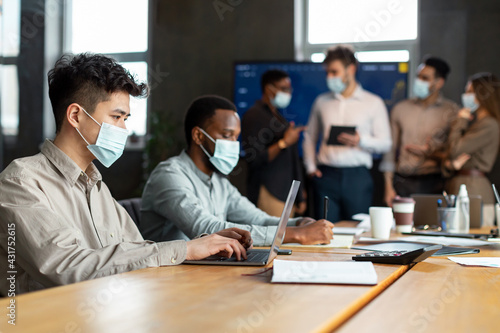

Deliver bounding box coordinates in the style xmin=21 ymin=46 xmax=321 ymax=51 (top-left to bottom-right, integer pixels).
xmin=245 ymin=250 xmax=269 ymax=262
xmin=208 ymin=249 xmax=269 ymax=262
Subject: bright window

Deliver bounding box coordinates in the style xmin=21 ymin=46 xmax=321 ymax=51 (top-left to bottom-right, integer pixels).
xmin=310 ymin=50 xmax=410 ymax=63
xmin=298 ymin=0 xmax=419 ymax=93
xmin=121 ymin=61 xmax=148 ymax=136
xmin=307 ymin=0 xmax=418 ymax=44
xmin=66 ymin=0 xmax=150 ymax=139
xmin=1 ymin=0 xmax=21 ymax=138
xmin=0 ymin=0 xmax=21 ymax=57
xmin=0 ymin=65 xmax=19 ymax=136
xmin=70 ymin=0 xmax=148 ymax=54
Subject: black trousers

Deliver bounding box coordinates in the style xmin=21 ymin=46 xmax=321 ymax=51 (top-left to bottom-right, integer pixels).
xmin=312 ymin=165 xmax=373 ymax=222
xmin=393 ymin=173 xmax=445 ymax=197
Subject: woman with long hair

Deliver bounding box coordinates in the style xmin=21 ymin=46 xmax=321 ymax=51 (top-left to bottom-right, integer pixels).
xmin=443 ymin=72 xmax=500 ymax=226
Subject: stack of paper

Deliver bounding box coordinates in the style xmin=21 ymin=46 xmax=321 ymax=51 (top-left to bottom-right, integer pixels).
xmin=271 ymin=260 xmax=378 ymax=285
xmin=284 ymin=234 xmax=355 ymax=248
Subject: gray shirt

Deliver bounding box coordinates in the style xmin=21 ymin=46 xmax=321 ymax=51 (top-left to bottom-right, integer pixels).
xmin=0 ymin=140 xmax=186 ymax=295
xmin=140 ymin=151 xmax=298 ymax=246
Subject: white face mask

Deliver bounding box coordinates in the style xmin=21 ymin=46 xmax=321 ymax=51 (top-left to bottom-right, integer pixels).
xmin=197 ymin=127 xmax=240 ymax=175
xmin=413 ymin=78 xmax=431 ymax=99
xmin=271 ymin=91 xmax=292 ymax=109
xmin=461 ymin=93 xmax=479 ymax=112
xmin=327 ymin=76 xmax=347 ymax=94
xmin=75 ymin=107 xmax=129 ymax=168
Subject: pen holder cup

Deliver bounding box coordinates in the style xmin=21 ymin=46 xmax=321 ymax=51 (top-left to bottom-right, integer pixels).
xmin=437 ymin=207 xmax=457 ymax=232
xmin=496 ymin=204 xmax=500 ymax=226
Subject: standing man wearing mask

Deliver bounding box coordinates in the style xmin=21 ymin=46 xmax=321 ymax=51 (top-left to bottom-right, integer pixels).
xmin=0 ymin=54 xmax=253 ymax=296
xmin=303 ymin=45 xmax=392 ymax=222
xmin=380 ymin=56 xmax=458 ymax=206
xmin=241 ymin=69 xmax=307 ymax=217
xmin=140 ymin=95 xmax=334 ymax=246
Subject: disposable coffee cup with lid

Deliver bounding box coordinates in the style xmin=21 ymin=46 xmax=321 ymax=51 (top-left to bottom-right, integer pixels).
xmin=392 ymin=196 xmax=415 ymax=233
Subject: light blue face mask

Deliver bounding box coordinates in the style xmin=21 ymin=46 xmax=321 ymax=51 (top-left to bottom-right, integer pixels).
xmin=461 ymin=93 xmax=479 ymax=112
xmin=76 ymin=107 xmax=129 ymax=168
xmin=326 ymin=76 xmax=346 ymax=94
xmin=271 ymin=91 xmax=292 ymax=109
xmin=413 ymin=79 xmax=431 ymax=99
xmin=198 ymin=127 xmax=240 ymax=175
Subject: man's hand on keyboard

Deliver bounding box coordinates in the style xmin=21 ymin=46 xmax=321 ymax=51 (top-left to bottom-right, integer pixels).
xmin=216 ymin=228 xmax=253 ymax=249
xmin=186 ymin=234 xmax=248 ymax=261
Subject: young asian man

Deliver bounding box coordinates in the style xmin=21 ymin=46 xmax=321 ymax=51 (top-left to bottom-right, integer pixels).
xmin=0 ymin=54 xmax=251 ymax=296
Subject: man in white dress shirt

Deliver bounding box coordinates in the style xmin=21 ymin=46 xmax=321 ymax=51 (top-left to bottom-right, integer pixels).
xmin=303 ymin=45 xmax=392 ymax=222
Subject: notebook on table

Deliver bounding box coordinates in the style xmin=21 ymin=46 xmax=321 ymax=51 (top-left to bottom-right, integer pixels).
xmin=183 ymin=180 xmax=300 ymax=266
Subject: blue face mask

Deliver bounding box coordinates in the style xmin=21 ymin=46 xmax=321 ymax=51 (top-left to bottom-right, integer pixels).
xmin=76 ymin=107 xmax=129 ymax=168
xmin=198 ymin=127 xmax=240 ymax=175
xmin=326 ymin=76 xmax=346 ymax=94
xmin=413 ymin=79 xmax=431 ymax=99
xmin=271 ymin=91 xmax=292 ymax=109
xmin=461 ymin=93 xmax=479 ymax=112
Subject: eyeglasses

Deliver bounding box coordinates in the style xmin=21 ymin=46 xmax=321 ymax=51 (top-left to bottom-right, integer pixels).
xmin=272 ymin=84 xmax=293 ymax=93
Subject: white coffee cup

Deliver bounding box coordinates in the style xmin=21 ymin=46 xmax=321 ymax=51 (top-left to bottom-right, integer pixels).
xmin=370 ymin=207 xmax=393 ymax=240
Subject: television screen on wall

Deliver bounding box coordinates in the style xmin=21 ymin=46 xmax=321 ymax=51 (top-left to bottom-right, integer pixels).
xmin=232 ymin=60 xmax=409 ymax=157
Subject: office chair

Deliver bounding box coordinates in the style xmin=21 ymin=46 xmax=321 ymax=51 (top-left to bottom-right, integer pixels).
xmin=117 ymin=198 xmax=142 ymax=227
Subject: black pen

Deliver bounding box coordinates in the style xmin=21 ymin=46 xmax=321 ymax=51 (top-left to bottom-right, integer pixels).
xmin=323 ymin=196 xmax=329 ymax=220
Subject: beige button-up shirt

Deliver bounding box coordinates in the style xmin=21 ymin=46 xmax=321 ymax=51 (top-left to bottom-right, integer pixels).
xmin=0 ymin=140 xmax=186 ymax=295
xmin=380 ymin=96 xmax=458 ymax=175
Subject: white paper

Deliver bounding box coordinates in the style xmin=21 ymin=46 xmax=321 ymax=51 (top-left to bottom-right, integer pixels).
xmin=333 ymin=227 xmax=365 ymax=236
xmin=271 ymin=260 xmax=378 ymax=285
xmin=398 ymin=236 xmax=492 ymax=247
xmin=448 ymin=257 xmax=500 ymax=268
xmin=352 ymin=213 xmax=371 ymax=231
xmin=284 ymin=235 xmax=354 ymax=248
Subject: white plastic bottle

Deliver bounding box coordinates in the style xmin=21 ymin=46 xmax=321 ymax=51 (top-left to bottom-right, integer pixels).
xmin=454 ymin=184 xmax=470 ymax=233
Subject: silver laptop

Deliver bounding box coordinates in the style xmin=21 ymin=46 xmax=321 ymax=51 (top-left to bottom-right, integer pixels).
xmin=183 ymin=180 xmax=300 ymax=266
xmin=411 ymin=194 xmax=483 ymax=228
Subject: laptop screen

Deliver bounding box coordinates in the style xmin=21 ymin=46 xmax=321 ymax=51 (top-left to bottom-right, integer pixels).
xmin=268 ymin=180 xmax=301 ymax=262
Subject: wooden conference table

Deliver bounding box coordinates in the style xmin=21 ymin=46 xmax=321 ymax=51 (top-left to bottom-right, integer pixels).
xmin=338 ymin=229 xmax=500 ymax=333
xmin=1 ymin=228 xmax=499 ymax=333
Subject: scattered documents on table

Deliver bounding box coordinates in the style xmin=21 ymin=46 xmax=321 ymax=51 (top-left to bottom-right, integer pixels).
xmin=448 ymin=257 xmax=500 ymax=268
xmin=399 ymin=236 xmax=491 ymax=247
xmin=352 ymin=242 xmax=479 ymax=256
xmin=271 ymin=260 xmax=378 ymax=285
xmin=284 ymin=235 xmax=354 ymax=248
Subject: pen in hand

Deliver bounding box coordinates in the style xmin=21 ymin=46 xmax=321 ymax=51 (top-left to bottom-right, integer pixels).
xmin=323 ymin=196 xmax=329 ymax=220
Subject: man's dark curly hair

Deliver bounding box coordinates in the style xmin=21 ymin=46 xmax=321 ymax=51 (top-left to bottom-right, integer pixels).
xmin=48 ymin=53 xmax=149 ymax=133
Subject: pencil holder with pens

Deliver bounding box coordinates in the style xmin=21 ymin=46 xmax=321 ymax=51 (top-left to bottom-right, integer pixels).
xmin=437 ymin=207 xmax=457 ymax=232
